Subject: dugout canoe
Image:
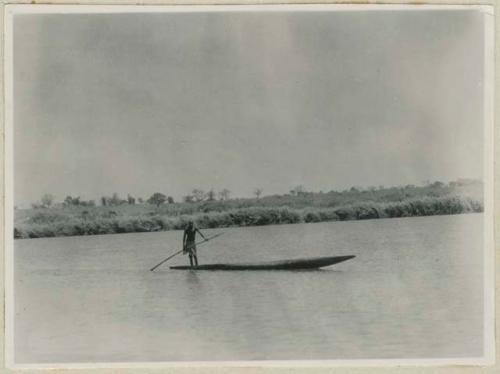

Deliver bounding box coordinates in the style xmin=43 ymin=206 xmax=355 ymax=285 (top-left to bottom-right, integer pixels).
xmin=169 ymin=255 xmax=355 ymax=270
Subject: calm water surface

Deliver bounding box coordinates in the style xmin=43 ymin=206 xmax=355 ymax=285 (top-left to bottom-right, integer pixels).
xmin=14 ymin=214 xmax=484 ymax=363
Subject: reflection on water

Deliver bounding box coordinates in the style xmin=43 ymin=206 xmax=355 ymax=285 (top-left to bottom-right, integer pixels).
xmin=14 ymin=214 xmax=484 ymax=363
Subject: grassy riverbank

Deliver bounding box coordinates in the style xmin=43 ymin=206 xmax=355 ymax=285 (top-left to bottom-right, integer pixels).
xmin=14 ymin=181 xmax=483 ymax=239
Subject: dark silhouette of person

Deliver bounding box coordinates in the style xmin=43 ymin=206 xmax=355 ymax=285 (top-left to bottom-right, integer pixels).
xmin=183 ymin=221 xmax=206 ymax=267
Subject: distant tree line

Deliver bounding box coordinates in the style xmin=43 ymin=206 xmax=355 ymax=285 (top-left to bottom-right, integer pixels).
xmin=28 ymin=179 xmax=479 ymax=210
xmin=29 ymin=188 xmax=239 ymax=209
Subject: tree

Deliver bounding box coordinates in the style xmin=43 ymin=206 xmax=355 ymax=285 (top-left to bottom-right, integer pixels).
xmin=138 ymin=197 xmax=144 ymax=204
xmin=62 ymin=196 xmax=96 ymax=207
xmin=127 ymin=194 xmax=136 ymax=205
xmin=290 ymin=185 xmax=305 ymax=196
xmin=192 ymin=189 xmax=205 ymax=202
xmin=183 ymin=195 xmax=194 ymax=203
xmin=206 ymin=189 xmax=216 ymax=201
xmin=101 ymin=197 xmax=107 ymax=206
xmin=218 ymin=189 xmax=231 ymax=201
xmin=430 ymin=181 xmax=445 ymax=188
xmin=254 ymin=188 xmax=263 ymax=199
xmin=109 ymin=193 xmax=122 ymax=206
xmin=40 ymin=194 xmax=54 ymax=208
xmin=63 ymin=195 xmax=81 ymax=207
xmin=148 ymin=192 xmax=167 ymax=207
xmin=167 ymin=196 xmax=174 ymax=204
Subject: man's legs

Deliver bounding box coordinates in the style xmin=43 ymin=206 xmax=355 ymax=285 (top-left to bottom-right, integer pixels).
xmin=187 ymin=243 xmax=198 ymax=267
xmin=192 ymin=246 xmax=198 ymax=266
xmin=187 ymin=242 xmax=194 ymax=267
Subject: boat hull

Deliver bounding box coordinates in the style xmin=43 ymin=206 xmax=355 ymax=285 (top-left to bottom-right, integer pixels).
xmin=169 ymin=255 xmax=355 ymax=270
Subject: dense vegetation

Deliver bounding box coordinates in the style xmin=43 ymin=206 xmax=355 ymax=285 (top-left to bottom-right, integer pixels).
xmin=14 ymin=180 xmax=483 ymax=239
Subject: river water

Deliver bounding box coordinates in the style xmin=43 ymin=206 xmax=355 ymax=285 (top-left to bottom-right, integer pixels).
xmin=14 ymin=214 xmax=484 ymax=363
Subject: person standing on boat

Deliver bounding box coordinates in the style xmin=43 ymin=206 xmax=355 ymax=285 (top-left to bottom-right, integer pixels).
xmin=183 ymin=221 xmax=206 ymax=267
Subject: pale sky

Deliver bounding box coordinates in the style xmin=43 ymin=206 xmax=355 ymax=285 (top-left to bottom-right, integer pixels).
xmin=13 ymin=9 xmax=485 ymax=205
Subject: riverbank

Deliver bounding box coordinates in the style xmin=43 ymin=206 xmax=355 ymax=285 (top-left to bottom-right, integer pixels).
xmin=14 ymin=194 xmax=482 ymax=239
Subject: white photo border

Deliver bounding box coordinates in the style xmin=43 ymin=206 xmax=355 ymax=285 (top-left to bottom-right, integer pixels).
xmin=2 ymin=3 xmax=495 ymax=370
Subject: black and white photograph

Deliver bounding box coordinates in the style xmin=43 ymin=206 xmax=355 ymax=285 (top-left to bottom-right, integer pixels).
xmin=4 ymin=4 xmax=494 ymax=368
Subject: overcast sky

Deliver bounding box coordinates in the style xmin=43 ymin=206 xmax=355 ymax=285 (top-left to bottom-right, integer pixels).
xmin=13 ymin=8 xmax=485 ymax=205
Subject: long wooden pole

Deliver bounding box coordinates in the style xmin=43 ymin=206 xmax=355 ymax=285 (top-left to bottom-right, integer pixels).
xmin=150 ymin=232 xmax=224 ymax=271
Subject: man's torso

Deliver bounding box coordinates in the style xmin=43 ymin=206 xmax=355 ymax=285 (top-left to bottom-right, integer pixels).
xmin=185 ymin=227 xmax=196 ymax=243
